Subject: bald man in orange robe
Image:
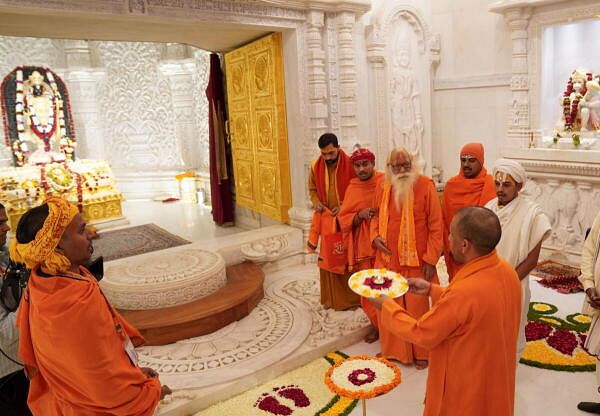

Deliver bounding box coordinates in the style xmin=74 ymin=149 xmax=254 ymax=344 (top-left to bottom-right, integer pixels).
xmin=442 ymin=143 xmax=495 ymax=280
xmin=369 ymin=206 xmax=521 ymax=416
xmin=308 ymin=133 xmax=356 ymax=310
xmin=337 ymin=147 xmax=384 ymax=340
xmin=370 ymin=147 xmax=443 ymax=369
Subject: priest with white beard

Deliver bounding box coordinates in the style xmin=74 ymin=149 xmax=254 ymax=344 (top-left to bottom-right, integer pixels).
xmin=485 ymin=158 xmax=552 ymax=360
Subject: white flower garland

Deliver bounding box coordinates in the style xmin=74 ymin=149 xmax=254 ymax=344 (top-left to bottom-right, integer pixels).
xmin=329 ymin=358 xmax=396 ymax=393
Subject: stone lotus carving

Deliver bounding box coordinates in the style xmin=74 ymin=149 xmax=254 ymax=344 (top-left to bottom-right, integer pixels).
xmin=100 ymin=248 xmax=226 ymax=310
xmin=241 ymin=235 xmax=289 ymax=263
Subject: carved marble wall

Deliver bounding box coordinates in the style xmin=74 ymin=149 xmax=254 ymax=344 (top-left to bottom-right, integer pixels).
xmin=490 ymin=0 xmax=600 ymax=260
xmin=364 ymin=1 xmax=439 ymax=175
xmin=0 ymin=35 xmax=211 ymax=198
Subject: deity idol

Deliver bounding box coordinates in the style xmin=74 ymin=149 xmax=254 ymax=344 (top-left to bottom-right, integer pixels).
xmin=10 ymin=67 xmax=77 ymax=165
xmin=557 ymin=68 xmax=600 ymax=134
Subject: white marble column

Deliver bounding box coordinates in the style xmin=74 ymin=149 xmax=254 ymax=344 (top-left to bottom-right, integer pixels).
xmin=63 ymin=40 xmax=106 ymax=160
xmin=159 ymin=44 xmax=197 ymax=170
xmin=366 ymin=26 xmax=387 ymax=167
xmin=336 ymin=11 xmax=359 ymax=147
xmin=305 ymin=10 xmax=329 ymax=139
xmin=504 ymin=7 xmax=532 ymax=149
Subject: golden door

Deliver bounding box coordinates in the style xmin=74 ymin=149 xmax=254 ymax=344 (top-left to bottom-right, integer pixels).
xmin=224 ymin=32 xmax=291 ymax=223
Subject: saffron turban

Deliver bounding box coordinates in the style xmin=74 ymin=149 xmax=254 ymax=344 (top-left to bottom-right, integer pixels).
xmin=492 ymin=158 xmax=527 ymax=185
xmin=10 ymin=196 xmax=79 ymax=274
xmin=351 ymin=147 xmax=375 ymax=163
xmin=460 ymin=143 xmax=485 ymax=165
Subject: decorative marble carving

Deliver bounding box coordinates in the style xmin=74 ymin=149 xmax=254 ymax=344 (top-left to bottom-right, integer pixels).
xmin=389 ymin=26 xmax=424 ymax=167
xmin=137 ymin=277 xmax=312 ymax=389
xmin=523 ymin=172 xmax=600 ymax=257
xmin=336 ymin=12 xmax=358 ymax=147
xmin=305 ymin=10 xmax=328 ymax=139
xmin=277 ymin=278 xmax=369 ymax=348
xmin=63 ymin=41 xmax=106 ymax=160
xmin=95 ymin=41 xmax=181 ymax=171
xmin=191 ymin=50 xmax=211 ymax=171
xmin=366 ymin=3 xmax=439 ymax=173
xmin=159 ymin=58 xmax=198 ymax=170
xmin=101 ymin=248 xmax=227 ymax=310
xmin=241 ymin=235 xmax=290 ymax=263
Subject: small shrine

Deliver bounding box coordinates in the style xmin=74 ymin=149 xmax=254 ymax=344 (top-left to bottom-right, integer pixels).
xmin=0 ymin=66 xmax=123 ymax=229
xmin=541 ymin=68 xmax=600 ymax=149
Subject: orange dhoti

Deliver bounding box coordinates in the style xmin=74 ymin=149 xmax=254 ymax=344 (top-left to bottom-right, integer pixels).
xmin=319 ymin=269 xmax=359 ymax=310
xmin=370 ymin=175 xmax=443 ymax=364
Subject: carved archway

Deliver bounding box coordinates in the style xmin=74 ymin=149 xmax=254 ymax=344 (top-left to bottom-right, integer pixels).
xmin=366 ymin=3 xmax=440 ymax=174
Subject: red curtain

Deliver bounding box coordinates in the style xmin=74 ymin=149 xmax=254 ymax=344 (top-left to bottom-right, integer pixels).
xmin=205 ymin=53 xmax=234 ymax=225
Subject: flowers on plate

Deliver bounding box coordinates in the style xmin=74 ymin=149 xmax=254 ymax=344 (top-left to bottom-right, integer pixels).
xmin=348 ymin=269 xmax=408 ymax=299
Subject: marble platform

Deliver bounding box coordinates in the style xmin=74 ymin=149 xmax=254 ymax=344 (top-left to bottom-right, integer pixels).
xmin=153 ymin=263 xmax=370 ymax=415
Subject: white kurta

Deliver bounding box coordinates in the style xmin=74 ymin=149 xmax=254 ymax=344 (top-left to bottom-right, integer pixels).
xmin=486 ymin=195 xmax=552 ymax=357
xmin=578 ymin=212 xmax=600 ymax=385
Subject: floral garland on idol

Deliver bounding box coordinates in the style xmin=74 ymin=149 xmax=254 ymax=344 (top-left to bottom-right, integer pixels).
xmin=10 ymin=67 xmax=77 ymax=166
xmin=520 ymin=302 xmax=595 ymax=372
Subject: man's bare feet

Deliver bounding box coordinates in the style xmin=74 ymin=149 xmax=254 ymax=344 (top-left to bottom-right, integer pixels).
xmin=415 ymin=359 xmax=428 ymax=370
xmin=364 ymin=326 xmax=379 ymax=343
xmin=376 ymin=353 xmax=403 ymax=365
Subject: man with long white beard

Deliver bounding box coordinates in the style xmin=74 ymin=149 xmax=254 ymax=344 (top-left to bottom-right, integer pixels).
xmin=369 ymin=147 xmax=443 ymax=369
xmin=485 ymin=158 xmax=551 ymax=361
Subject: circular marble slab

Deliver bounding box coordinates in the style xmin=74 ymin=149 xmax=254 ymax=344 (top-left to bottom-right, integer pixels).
xmin=100 ymin=248 xmax=227 ymax=310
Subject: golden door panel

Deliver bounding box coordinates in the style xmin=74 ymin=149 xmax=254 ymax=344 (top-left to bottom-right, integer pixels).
xmin=225 ymin=32 xmax=291 ymax=223
xmin=250 ymin=49 xmax=273 ymax=98
xmin=230 ymin=113 xmax=251 ymax=149
xmin=258 ymin=162 xmax=277 ymax=208
xmin=256 ymin=111 xmax=274 ymax=151
xmin=234 ymin=160 xmax=255 ymax=205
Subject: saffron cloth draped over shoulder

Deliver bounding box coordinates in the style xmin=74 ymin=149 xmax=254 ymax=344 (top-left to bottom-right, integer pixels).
xmin=311 ymin=149 xmax=355 ymax=205
xmin=441 ymin=144 xmax=495 ymax=279
xmin=9 ymin=196 xmax=78 ymax=274
xmin=13 ymin=197 xmax=161 ymax=415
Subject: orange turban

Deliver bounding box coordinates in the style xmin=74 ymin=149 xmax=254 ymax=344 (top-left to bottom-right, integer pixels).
xmin=460 ymin=142 xmax=485 ymax=166
xmin=9 ymin=196 xmax=79 ymax=274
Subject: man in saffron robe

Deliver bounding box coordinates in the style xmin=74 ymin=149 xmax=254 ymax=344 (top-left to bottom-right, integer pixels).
xmin=485 ymin=158 xmax=551 ymax=359
xmin=308 ymin=133 xmax=356 ymax=310
xmin=337 ymin=147 xmax=384 ymax=340
xmin=370 ymin=147 xmax=443 ymax=369
xmin=441 ymin=143 xmax=495 ymax=280
xmin=11 ymin=197 xmax=171 ymax=415
xmin=370 ymin=206 xmax=521 ymax=416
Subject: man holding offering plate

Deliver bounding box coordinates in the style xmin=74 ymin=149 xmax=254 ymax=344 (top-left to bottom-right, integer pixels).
xmin=369 ymin=206 xmax=521 ymax=416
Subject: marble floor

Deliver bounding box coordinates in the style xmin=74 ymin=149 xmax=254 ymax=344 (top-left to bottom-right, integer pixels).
xmin=342 ymin=280 xmax=596 ymax=416
xmin=119 ymin=199 xmax=244 ymax=242
xmin=121 ymin=200 xmax=597 ymax=416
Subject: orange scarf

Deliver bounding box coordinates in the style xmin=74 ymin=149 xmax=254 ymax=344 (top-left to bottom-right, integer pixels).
xmin=311 ymin=149 xmax=355 ymax=205
xmin=378 ymin=182 xmax=419 ymax=267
